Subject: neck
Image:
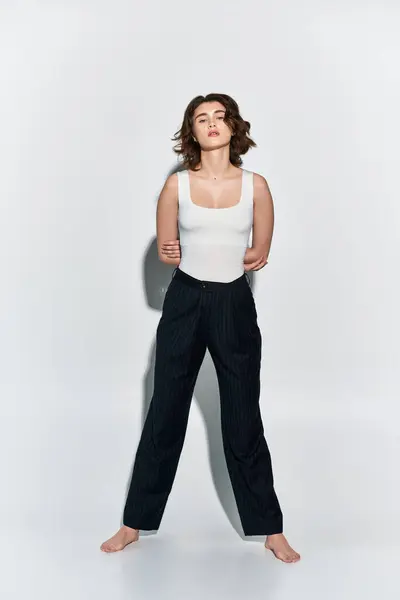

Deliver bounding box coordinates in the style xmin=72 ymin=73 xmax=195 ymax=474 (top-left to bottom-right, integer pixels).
xmin=196 ymin=147 xmax=234 ymax=179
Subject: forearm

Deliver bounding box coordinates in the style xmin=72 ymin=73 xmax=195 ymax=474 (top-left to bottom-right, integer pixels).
xmin=244 ymin=246 xmax=268 ymax=264
xmin=159 ymin=255 xmax=181 ymax=266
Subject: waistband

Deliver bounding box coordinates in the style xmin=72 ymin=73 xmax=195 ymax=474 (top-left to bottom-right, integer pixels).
xmin=172 ymin=267 xmax=249 ymax=290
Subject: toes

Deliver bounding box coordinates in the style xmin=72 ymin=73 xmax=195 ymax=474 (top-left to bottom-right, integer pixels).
xmin=275 ymin=550 xmax=291 ymax=563
xmin=283 ymin=554 xmax=293 ymax=563
xmin=264 ymin=542 xmax=301 ymax=563
xmin=277 ymin=552 xmax=291 ymax=563
xmin=101 ymin=542 xmax=117 ymax=553
xmin=270 ymin=548 xmax=300 ymax=563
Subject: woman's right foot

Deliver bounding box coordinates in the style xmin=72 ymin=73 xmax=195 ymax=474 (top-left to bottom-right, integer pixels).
xmin=100 ymin=525 xmax=139 ymax=552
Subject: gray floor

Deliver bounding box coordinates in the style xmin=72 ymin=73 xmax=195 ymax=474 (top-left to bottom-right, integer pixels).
xmin=4 ymin=523 xmax=400 ymax=600
xmin=4 ymin=406 xmax=400 ymax=599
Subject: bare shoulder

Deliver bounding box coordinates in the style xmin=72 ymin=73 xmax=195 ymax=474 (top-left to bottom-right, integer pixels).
xmin=251 ymin=171 xmax=271 ymax=192
xmin=158 ymin=172 xmax=179 ymax=206
xmin=164 ymin=171 xmax=179 ymax=191
xmin=248 ymin=171 xmax=273 ymax=206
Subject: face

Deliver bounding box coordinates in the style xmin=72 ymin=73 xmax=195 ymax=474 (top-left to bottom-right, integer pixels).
xmin=192 ymin=101 xmax=233 ymax=150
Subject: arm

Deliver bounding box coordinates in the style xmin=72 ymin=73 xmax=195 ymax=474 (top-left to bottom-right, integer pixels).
xmin=156 ymin=173 xmax=181 ymax=266
xmin=243 ymin=173 xmax=274 ymax=271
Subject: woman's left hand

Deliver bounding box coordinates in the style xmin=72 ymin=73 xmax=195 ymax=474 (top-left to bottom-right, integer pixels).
xmin=244 ymin=255 xmax=268 ymax=271
xmin=243 ymin=247 xmax=268 ymax=271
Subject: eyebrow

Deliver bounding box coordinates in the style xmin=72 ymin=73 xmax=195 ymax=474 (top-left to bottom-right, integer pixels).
xmin=194 ymin=109 xmax=226 ymax=120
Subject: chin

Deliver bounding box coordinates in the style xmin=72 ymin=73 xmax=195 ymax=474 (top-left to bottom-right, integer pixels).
xmin=205 ymin=138 xmax=227 ymax=149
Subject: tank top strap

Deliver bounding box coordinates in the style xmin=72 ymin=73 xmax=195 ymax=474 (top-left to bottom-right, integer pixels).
xmin=176 ymin=169 xmax=190 ymax=207
xmin=241 ymin=169 xmax=254 ymax=208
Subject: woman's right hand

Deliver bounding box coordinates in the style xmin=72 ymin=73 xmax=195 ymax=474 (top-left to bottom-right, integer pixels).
xmin=160 ymin=239 xmax=181 ymax=259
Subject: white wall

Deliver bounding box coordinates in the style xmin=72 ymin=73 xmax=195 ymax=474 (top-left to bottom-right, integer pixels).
xmin=1 ymin=0 xmax=399 ymax=565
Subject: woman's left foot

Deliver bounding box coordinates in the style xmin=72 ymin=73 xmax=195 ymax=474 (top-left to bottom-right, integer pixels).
xmin=265 ymin=534 xmax=301 ymax=563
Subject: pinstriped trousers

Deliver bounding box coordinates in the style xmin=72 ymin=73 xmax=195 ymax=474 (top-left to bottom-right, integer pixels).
xmin=123 ymin=266 xmax=283 ymax=535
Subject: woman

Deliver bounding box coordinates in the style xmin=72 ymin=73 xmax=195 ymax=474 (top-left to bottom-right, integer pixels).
xmin=101 ymin=93 xmax=300 ymax=563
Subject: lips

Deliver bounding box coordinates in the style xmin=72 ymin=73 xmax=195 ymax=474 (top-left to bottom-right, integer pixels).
xmin=208 ymin=130 xmax=219 ymax=137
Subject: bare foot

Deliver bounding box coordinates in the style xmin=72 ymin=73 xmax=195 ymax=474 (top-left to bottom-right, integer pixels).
xmin=265 ymin=533 xmax=301 ymax=563
xmin=100 ymin=526 xmax=139 ymax=552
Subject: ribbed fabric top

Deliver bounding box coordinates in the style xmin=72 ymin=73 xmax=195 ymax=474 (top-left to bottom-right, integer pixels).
xmin=176 ymin=168 xmax=254 ymax=282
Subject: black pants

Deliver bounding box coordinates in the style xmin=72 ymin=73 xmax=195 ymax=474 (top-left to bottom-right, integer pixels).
xmin=123 ymin=267 xmax=283 ymax=535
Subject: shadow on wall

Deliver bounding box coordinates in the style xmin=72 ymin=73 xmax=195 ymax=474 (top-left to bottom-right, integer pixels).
xmin=121 ymin=164 xmax=258 ymax=541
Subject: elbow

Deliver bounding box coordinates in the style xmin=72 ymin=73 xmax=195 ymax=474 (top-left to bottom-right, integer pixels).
xmin=157 ymin=244 xmax=166 ymax=263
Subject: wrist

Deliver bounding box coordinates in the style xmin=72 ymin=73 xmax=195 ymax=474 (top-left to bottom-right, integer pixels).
xmin=243 ymin=247 xmax=257 ymax=264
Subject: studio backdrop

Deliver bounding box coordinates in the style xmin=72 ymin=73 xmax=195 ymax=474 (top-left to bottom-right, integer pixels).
xmin=1 ymin=0 xmax=399 ymax=558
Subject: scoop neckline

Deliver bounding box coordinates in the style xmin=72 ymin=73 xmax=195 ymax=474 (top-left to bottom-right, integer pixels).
xmin=187 ymin=168 xmax=244 ymax=210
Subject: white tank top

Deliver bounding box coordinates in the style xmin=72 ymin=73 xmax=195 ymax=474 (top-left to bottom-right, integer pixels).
xmin=177 ymin=168 xmax=254 ymax=282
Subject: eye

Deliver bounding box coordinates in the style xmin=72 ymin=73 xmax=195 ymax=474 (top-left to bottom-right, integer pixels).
xmin=199 ymin=119 xmax=206 ymax=123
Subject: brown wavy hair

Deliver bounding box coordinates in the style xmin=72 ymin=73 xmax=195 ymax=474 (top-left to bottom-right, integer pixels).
xmin=171 ymin=93 xmax=257 ymax=171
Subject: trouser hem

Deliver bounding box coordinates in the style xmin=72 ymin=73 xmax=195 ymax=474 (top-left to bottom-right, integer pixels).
xmin=242 ymin=516 xmax=283 ymax=536
xmin=123 ymin=517 xmax=160 ymax=531
xmin=243 ymin=528 xmax=283 ymax=536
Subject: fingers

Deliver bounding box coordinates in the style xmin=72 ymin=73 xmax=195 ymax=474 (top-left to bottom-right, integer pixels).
xmin=253 ymin=258 xmax=268 ymax=271
xmin=161 ymin=240 xmax=181 ymax=258
xmin=244 ymin=256 xmax=268 ymax=271
xmin=161 ymin=240 xmax=268 ymax=269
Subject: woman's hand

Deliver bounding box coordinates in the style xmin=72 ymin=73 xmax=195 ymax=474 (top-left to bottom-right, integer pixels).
xmin=243 ymin=247 xmax=268 ymax=271
xmin=244 ymin=255 xmax=268 ymax=271
xmin=160 ymin=239 xmax=181 ymax=259
xmin=160 ymin=240 xmax=267 ymax=270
